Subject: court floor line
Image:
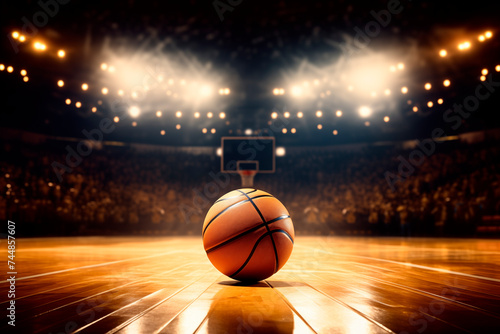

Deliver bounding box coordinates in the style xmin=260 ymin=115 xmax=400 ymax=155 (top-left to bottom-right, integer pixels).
xmin=0 ymin=278 xmax=102 ymax=305
xmin=296 ymin=244 xmax=500 ymax=283
xmin=74 ymin=268 xmax=214 ymax=334
xmin=0 ymin=249 xmax=190 ymax=283
xmin=295 ymin=266 xmax=500 ymax=321
xmin=153 ymin=275 xmax=223 ymax=334
xmin=0 ymin=264 xmax=206 ymax=333
xmin=32 ymin=263 xmax=194 ymax=319
xmin=350 ymin=271 xmax=500 ymax=319
xmin=286 ymin=274 xmax=397 ymax=334
xmin=263 ymin=280 xmax=318 ymax=334
xmin=303 ymin=271 xmax=478 ymax=333
xmin=71 ymin=288 xmax=168 ymax=334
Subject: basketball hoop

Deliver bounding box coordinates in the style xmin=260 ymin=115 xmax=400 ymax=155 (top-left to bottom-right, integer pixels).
xmin=238 ymin=170 xmax=257 ymax=187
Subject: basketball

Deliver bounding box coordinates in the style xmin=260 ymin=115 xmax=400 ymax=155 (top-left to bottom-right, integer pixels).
xmin=202 ymin=188 xmax=295 ymax=282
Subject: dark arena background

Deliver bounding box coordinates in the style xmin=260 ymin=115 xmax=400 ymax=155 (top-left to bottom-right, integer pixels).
xmin=1 ymin=1 xmax=500 ymax=333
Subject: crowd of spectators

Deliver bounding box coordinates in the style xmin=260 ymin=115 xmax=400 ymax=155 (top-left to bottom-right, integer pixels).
xmin=1 ymin=138 xmax=499 ymax=237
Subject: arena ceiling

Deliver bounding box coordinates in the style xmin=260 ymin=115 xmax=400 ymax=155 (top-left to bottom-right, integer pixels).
xmin=1 ymin=0 xmax=500 ymax=146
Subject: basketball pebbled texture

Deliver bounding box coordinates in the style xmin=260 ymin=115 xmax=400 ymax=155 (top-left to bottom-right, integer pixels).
xmin=202 ymin=188 xmax=295 ymax=282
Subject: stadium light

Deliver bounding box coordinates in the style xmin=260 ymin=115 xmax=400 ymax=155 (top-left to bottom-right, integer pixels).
xmin=358 ymin=106 xmax=372 ymax=118
xmin=129 ymin=106 xmax=141 ymax=118
xmin=276 ymin=147 xmax=286 ymax=157
xmin=291 ymin=86 xmax=302 ymax=97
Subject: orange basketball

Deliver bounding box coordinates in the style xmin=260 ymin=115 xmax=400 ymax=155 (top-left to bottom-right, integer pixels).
xmin=202 ymin=188 xmax=294 ymax=282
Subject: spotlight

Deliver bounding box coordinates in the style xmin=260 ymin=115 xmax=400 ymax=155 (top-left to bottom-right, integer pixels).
xmin=33 ymin=41 xmax=47 ymax=51
xmin=336 ymin=110 xmax=343 ymax=117
xmin=200 ymin=85 xmax=212 ymax=97
xmin=358 ymin=106 xmax=372 ymax=118
xmin=443 ymin=79 xmax=451 ymax=87
xmin=276 ymin=147 xmax=286 ymax=157
xmin=291 ymin=86 xmax=302 ymax=97
xmin=57 ymin=50 xmax=65 ymax=58
xmin=129 ymin=106 xmax=141 ymax=118
xmin=439 ymin=49 xmax=447 ymax=57
xmin=57 ymin=80 xmax=64 ymax=87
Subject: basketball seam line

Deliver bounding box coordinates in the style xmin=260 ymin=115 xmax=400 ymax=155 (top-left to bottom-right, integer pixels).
xmin=205 ymin=214 xmax=291 ymax=254
xmin=214 ymin=189 xmax=257 ymax=203
xmin=237 ymin=190 xmax=280 ymax=274
xmin=228 ymin=229 xmax=293 ymax=279
xmin=202 ymin=194 xmax=273 ymax=236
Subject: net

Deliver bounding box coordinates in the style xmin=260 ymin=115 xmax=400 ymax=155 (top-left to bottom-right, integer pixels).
xmin=238 ymin=170 xmax=257 ymax=187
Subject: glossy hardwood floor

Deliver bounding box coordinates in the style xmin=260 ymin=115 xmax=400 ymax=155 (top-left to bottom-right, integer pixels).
xmin=1 ymin=236 xmax=499 ymax=333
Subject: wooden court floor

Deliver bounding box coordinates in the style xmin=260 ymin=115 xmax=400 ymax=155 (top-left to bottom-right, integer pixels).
xmin=1 ymin=236 xmax=499 ymax=333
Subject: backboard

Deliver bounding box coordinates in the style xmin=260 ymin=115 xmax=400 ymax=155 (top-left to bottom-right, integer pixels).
xmin=221 ymin=137 xmax=275 ymax=174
